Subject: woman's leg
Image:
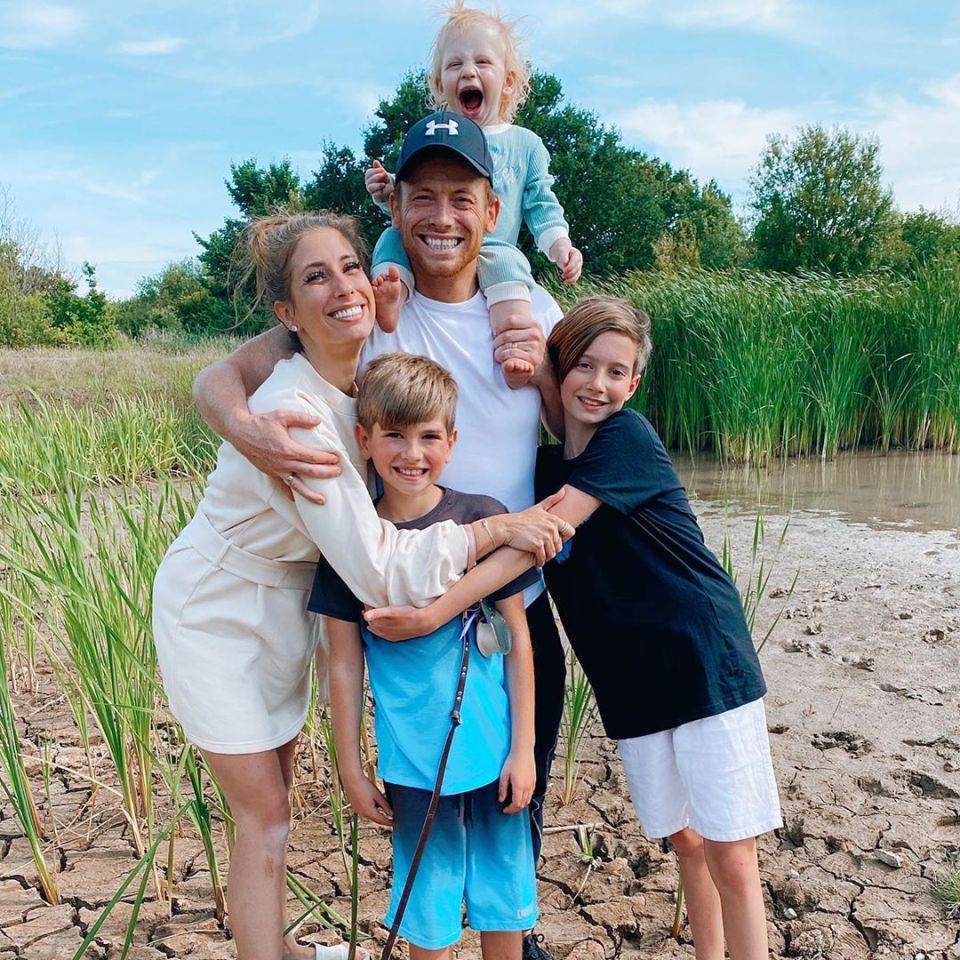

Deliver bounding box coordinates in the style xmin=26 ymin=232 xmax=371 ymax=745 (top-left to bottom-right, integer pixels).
xmin=669 ymin=828 xmax=724 ymax=960
xmin=702 ymin=836 xmax=768 ymax=960
xmin=203 ymin=742 xmax=297 ymax=960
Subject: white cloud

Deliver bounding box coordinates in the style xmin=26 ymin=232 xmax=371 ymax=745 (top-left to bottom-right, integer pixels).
xmin=614 ymin=99 xmax=801 ymax=197
xmin=860 ymin=74 xmax=960 ymax=211
xmin=115 ymin=36 xmax=185 ymax=56
xmin=0 ymin=4 xmax=82 ymax=48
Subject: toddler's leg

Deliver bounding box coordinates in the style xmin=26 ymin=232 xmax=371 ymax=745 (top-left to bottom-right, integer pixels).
xmin=489 ymin=298 xmax=536 ymax=389
xmin=478 ymin=240 xmax=537 ymax=390
xmin=702 ymin=836 xmax=768 ymax=960
xmin=479 ymin=931 xmax=522 ymax=960
xmin=371 ymin=227 xmax=414 ymax=333
xmin=669 ymin=828 xmax=724 ymax=960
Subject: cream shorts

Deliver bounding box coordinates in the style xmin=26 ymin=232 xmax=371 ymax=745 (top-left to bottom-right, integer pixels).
xmin=618 ymin=699 xmax=782 ymax=842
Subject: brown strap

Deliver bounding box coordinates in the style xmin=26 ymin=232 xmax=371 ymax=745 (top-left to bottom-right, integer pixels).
xmin=379 ymin=609 xmax=476 ymax=960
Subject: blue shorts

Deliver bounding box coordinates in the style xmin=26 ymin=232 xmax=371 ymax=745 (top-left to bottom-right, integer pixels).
xmin=385 ymin=780 xmax=539 ymax=949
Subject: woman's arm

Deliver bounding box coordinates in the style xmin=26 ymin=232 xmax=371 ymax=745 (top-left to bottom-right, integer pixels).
xmin=193 ymin=326 xmax=340 ymax=501
xmin=497 ymin=595 xmax=535 ymax=814
xmin=363 ymin=484 xmax=602 ymax=639
xmin=327 ymin=618 xmax=393 ymax=826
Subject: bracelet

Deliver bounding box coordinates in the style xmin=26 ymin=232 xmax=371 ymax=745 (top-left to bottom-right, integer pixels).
xmin=480 ymin=517 xmax=497 ymax=549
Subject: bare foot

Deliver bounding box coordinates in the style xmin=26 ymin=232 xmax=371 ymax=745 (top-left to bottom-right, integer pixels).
xmin=502 ymin=356 xmax=536 ymax=389
xmin=373 ymin=266 xmax=407 ymax=334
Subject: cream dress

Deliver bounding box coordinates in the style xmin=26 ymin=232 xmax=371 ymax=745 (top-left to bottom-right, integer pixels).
xmin=152 ymin=353 xmax=469 ymax=754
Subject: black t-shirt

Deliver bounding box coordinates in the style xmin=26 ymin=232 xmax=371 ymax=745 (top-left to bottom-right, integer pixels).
xmin=535 ymin=409 xmax=766 ymax=740
xmin=308 ymin=487 xmax=540 ymax=621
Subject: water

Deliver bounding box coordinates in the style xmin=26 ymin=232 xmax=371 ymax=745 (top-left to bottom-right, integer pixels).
xmin=673 ymin=450 xmax=960 ymax=540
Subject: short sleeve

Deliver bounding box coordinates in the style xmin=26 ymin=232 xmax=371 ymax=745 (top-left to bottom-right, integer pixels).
xmin=565 ymin=411 xmax=661 ymax=514
xmin=308 ymin=557 xmax=362 ymax=622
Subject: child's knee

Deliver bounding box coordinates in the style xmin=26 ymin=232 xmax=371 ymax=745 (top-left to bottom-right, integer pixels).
xmin=669 ymin=826 xmax=705 ymax=859
xmin=702 ymin=836 xmax=760 ymax=892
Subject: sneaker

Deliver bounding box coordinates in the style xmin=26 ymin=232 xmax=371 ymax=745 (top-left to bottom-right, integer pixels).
xmin=522 ymin=933 xmax=558 ymax=960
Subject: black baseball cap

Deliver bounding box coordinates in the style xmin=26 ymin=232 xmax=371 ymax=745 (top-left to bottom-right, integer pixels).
xmin=394 ymin=111 xmax=493 ymax=183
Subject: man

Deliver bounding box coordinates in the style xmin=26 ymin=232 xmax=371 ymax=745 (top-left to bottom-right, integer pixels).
xmin=194 ymin=112 xmax=567 ymax=960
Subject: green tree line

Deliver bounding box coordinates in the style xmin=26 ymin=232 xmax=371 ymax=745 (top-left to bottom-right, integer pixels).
xmin=2 ymin=70 xmax=959 ymax=347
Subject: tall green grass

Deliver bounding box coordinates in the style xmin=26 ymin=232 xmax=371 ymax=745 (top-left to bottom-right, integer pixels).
xmin=577 ymin=256 xmax=960 ymax=462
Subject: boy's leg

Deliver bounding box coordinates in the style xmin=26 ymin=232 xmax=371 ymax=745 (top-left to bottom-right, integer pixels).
xmin=669 ymin=828 xmax=724 ymax=960
xmin=702 ymin=837 xmax=768 ymax=960
xmin=478 ymin=240 xmax=537 ymax=390
xmin=371 ymin=228 xmax=414 ymax=333
xmin=409 ymin=948 xmax=453 ymax=960
xmin=480 ymin=931 xmax=523 ymax=960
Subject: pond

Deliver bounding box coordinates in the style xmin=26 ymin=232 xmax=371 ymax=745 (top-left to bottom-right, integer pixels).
xmin=674 ymin=449 xmax=960 ymax=540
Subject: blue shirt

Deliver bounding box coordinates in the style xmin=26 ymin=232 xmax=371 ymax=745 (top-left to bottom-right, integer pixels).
xmin=309 ymin=488 xmax=538 ymax=792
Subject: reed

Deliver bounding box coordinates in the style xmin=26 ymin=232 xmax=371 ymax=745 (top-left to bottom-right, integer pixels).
xmin=570 ymin=256 xmax=960 ymax=462
xmin=559 ymin=648 xmax=599 ymax=806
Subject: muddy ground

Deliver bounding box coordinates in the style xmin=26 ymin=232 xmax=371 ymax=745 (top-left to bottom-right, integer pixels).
xmin=2 ymin=504 xmax=958 ymax=959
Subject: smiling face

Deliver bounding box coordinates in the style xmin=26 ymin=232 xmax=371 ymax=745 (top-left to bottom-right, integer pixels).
xmin=390 ymin=155 xmax=499 ymax=302
xmin=437 ymin=21 xmax=514 ymax=127
xmin=274 ymin=226 xmax=375 ymax=357
xmin=358 ymin=418 xmax=457 ymax=501
xmin=560 ymin=331 xmax=642 ymax=432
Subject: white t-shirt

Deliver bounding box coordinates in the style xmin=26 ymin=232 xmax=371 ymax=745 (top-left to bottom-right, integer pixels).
xmin=362 ymin=285 xmax=563 ymax=603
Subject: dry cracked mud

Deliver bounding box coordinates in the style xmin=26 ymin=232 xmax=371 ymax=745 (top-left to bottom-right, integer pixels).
xmin=2 ymin=504 xmax=958 ymax=959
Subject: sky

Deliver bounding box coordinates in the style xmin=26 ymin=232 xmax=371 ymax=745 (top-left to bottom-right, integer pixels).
xmin=1 ymin=1 xmax=958 ymax=297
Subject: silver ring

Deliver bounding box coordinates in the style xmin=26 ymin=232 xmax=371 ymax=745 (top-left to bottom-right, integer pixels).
xmin=283 ymin=473 xmax=295 ymax=486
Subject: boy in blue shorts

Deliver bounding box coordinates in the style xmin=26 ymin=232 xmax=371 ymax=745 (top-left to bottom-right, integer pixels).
xmin=311 ymin=352 xmax=539 ymax=960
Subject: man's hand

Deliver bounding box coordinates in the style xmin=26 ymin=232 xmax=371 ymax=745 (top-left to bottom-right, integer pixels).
xmin=549 ymin=237 xmax=583 ymax=285
xmin=365 ymin=160 xmax=395 ymax=205
xmin=342 ymin=772 xmax=394 ymax=827
xmin=362 ymin=604 xmax=438 ymax=642
xmin=492 ymin=313 xmax=546 ymax=383
xmin=499 ymin=749 xmax=535 ymax=814
xmin=229 ymin=409 xmax=341 ymax=505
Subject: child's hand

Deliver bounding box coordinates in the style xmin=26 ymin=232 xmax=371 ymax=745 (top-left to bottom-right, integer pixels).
xmin=343 ymin=774 xmax=394 ymax=827
xmin=499 ymin=749 xmax=536 ymax=814
xmin=365 ymin=160 xmax=395 ymax=204
xmin=549 ymin=237 xmax=584 ymax=285
xmin=364 ymin=604 xmax=439 ymax=641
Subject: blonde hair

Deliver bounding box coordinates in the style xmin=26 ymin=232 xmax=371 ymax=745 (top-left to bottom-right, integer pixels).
xmin=547 ymin=296 xmax=653 ymax=382
xmin=358 ymin=353 xmax=459 ymax=433
xmin=428 ymin=1 xmax=531 ymax=123
xmin=242 ymin=211 xmax=368 ymax=312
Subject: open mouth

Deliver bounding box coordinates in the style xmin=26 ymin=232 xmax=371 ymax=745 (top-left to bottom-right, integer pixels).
xmin=459 ymin=88 xmax=484 ymax=115
xmin=394 ymin=466 xmax=428 ymax=480
xmin=331 ymin=305 xmax=363 ymax=321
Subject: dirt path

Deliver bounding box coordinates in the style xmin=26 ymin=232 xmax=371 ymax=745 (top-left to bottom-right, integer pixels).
xmin=2 ymin=507 xmax=958 ymax=959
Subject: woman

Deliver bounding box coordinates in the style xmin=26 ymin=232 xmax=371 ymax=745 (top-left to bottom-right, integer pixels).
xmin=152 ymin=212 xmax=563 ymax=960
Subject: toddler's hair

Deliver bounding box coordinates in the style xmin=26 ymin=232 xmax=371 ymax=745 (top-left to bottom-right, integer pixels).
xmin=548 ymin=296 xmax=653 ymax=381
xmin=428 ymin=1 xmax=531 ymax=123
xmin=242 ymin=210 xmax=368 ymax=312
xmin=359 ymin=353 xmax=459 ymax=433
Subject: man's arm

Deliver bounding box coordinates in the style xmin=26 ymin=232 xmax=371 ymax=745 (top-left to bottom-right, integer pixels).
xmin=327 ymin=617 xmax=393 ymax=826
xmin=497 ymin=594 xmax=535 ymax=814
xmin=193 ymin=326 xmax=341 ymax=500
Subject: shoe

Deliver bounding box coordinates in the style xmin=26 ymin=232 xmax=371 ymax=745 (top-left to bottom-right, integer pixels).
xmin=522 ymin=932 xmax=558 ymax=960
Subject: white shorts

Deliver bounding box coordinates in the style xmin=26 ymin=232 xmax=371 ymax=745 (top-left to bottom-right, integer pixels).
xmin=617 ymin=699 xmax=782 ymax=842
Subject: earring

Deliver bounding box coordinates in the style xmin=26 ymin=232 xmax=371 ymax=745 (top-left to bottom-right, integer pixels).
xmin=289 ymin=325 xmax=298 ymax=332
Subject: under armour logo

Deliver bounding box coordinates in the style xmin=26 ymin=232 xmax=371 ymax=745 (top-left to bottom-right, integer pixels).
xmin=425 ymin=119 xmax=459 ymax=137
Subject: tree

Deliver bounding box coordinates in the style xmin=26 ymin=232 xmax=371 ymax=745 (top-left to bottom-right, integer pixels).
xmin=748 ymin=125 xmax=896 ymax=274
